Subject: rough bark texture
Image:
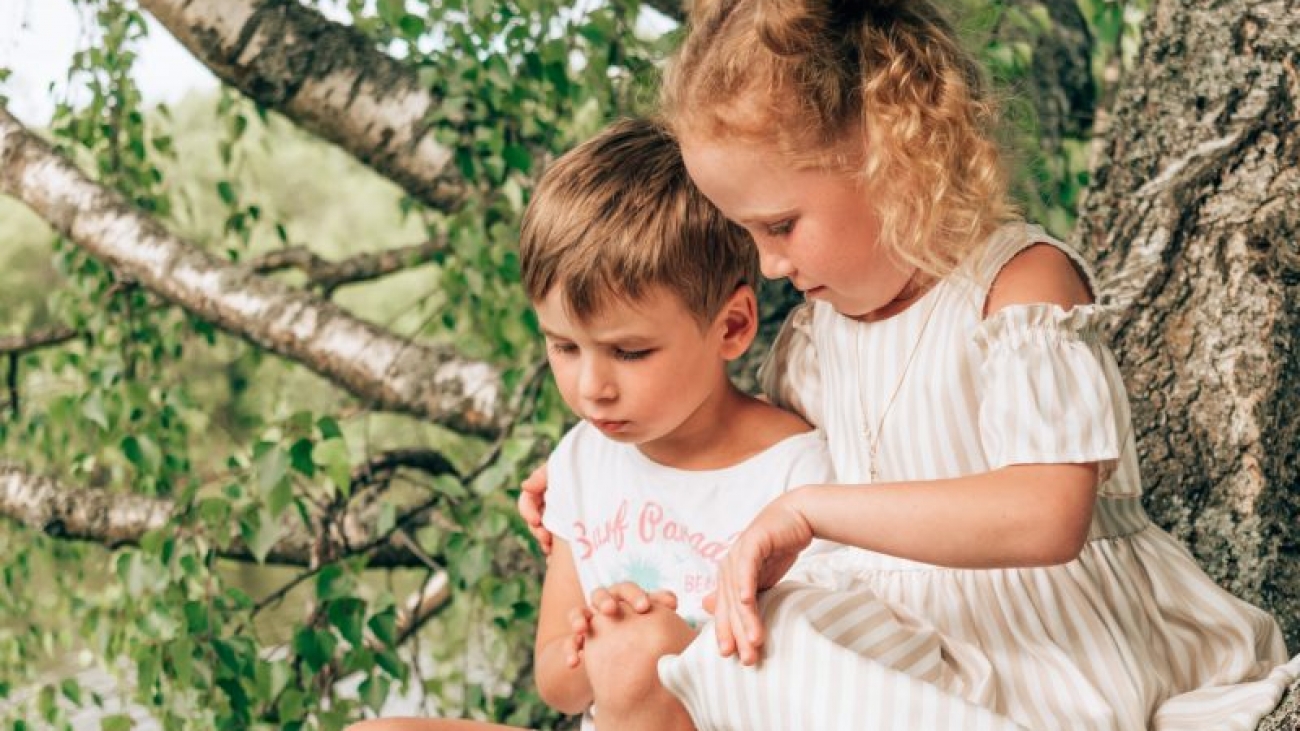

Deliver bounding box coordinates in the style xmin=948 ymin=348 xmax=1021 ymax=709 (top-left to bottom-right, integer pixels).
xmin=139 ymin=0 xmax=464 ymax=211
xmin=0 ymin=463 xmax=450 ymax=569
xmin=1071 ymin=0 xmax=1300 ymax=723
xmin=0 ymin=107 xmax=506 ymax=438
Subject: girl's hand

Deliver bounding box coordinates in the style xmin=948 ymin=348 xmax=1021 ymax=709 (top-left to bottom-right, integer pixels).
xmin=708 ymin=493 xmax=813 ymax=666
xmin=519 ymin=463 xmax=553 ymax=554
xmin=589 ymin=582 xmax=678 ymax=617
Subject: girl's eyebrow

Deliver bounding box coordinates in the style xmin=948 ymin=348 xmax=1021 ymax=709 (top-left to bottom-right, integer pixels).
xmin=736 ymin=208 xmax=798 ymax=226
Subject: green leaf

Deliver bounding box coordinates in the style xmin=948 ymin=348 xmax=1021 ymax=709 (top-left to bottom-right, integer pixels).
xmin=255 ymin=445 xmax=290 ymax=494
xmin=82 ymin=391 xmax=109 ymax=430
xmin=121 ymin=434 xmax=162 ymax=474
xmin=367 ymin=608 xmax=398 ymax=647
xmin=328 ymin=598 xmax=366 ymax=646
xmin=316 ymin=415 xmax=343 ymax=440
xmin=102 ymin=715 xmax=134 ymax=731
xmin=314 ymin=438 xmax=352 ymax=497
xmin=289 ymin=438 xmax=315 ymax=477
xmin=239 ymin=509 xmax=283 ymax=564
xmin=292 ymin=627 xmax=337 ymax=671
xmin=316 ymin=564 xmax=356 ymax=602
xmin=216 ymin=180 xmax=237 ymax=206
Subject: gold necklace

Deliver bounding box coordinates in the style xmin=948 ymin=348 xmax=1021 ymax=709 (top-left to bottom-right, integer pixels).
xmin=854 ymin=291 xmax=943 ymax=484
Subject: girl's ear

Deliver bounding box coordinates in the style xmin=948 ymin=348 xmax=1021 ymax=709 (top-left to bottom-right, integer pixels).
xmin=716 ymin=285 xmax=759 ymax=361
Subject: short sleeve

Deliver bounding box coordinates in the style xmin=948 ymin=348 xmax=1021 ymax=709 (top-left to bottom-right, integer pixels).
xmin=540 ymin=425 xmax=582 ymax=542
xmin=974 ymin=303 xmax=1122 ymax=471
xmin=757 ymin=304 xmax=824 ymax=426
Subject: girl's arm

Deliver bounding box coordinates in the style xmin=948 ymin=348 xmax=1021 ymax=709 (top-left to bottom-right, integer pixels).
xmin=533 ymin=539 xmax=594 ymax=714
xmin=710 ymin=244 xmax=1105 ymax=663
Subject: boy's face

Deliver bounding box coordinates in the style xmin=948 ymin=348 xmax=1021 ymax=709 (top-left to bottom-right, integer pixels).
xmin=535 ymin=285 xmax=732 ymax=456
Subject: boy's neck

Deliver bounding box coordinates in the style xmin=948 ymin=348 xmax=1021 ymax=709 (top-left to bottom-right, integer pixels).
xmin=634 ymin=380 xmax=801 ymax=471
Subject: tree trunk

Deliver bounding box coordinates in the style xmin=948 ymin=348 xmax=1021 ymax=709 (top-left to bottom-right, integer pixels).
xmin=1072 ymin=0 xmax=1300 ymax=722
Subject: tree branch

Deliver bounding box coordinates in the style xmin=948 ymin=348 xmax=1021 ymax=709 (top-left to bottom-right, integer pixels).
xmin=250 ymin=238 xmax=448 ymax=294
xmin=0 ymin=106 xmax=506 ymax=438
xmin=138 ymin=0 xmax=465 ymax=211
xmin=0 ymin=463 xmax=461 ymax=568
xmin=0 ymin=327 xmax=79 ymax=356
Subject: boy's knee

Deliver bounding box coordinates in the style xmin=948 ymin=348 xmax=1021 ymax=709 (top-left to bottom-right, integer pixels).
xmin=583 ymin=606 xmax=696 ymax=712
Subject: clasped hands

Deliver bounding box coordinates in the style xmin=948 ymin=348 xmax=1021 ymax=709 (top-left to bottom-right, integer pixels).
xmin=524 ymin=465 xmax=815 ymax=668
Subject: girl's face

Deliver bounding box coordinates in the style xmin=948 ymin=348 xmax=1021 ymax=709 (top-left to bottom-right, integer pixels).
xmin=681 ymin=136 xmax=915 ymax=321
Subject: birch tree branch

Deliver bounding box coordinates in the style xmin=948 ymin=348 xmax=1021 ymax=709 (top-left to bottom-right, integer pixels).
xmin=0 ymin=463 xmax=453 ymax=568
xmin=0 ymin=106 xmax=506 ymax=438
xmin=138 ymin=0 xmax=465 ymax=211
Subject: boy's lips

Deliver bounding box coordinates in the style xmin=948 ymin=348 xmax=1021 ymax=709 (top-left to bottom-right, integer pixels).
xmin=590 ymin=418 xmax=630 ymax=433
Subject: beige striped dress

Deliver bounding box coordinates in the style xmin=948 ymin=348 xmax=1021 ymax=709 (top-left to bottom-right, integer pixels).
xmin=656 ymin=223 xmax=1300 ymax=730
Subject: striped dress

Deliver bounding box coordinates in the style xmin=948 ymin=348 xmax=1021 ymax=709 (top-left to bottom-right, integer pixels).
xmin=656 ymin=223 xmax=1300 ymax=730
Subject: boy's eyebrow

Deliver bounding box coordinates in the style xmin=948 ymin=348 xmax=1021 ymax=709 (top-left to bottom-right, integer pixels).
xmin=538 ymin=324 xmax=656 ymax=347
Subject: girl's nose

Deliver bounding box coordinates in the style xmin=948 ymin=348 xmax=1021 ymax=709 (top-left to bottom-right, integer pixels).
xmin=757 ymin=246 xmax=795 ymax=280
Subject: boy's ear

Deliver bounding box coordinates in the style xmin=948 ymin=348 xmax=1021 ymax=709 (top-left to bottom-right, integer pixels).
xmin=716 ymin=285 xmax=758 ymax=361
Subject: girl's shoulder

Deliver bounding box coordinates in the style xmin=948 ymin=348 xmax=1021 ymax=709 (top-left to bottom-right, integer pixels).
xmin=974 ymin=223 xmax=1097 ymax=318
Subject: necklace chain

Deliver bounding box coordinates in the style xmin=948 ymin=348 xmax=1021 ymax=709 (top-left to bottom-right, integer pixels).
xmin=855 ymin=292 xmax=943 ymax=483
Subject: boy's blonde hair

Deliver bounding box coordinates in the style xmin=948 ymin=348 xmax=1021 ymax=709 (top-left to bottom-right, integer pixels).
xmin=520 ymin=118 xmax=759 ymax=326
xmin=663 ymin=0 xmax=1016 ymax=279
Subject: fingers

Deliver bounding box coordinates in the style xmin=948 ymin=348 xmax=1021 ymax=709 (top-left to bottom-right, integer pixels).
xmin=564 ymin=632 xmax=586 ymax=667
xmin=589 ymin=582 xmax=658 ymax=615
xmin=712 ymin=542 xmax=771 ymax=665
xmin=517 ymin=465 xmax=553 ymax=554
xmin=520 ymin=463 xmax=548 ymax=494
xmin=648 ymin=589 xmax=678 ymax=610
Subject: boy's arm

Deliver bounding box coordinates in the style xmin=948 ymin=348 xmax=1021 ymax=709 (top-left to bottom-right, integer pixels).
xmin=533 ymin=538 xmax=594 ymax=714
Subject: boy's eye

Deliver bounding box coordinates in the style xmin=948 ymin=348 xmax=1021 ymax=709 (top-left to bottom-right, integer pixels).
xmin=765 ymin=219 xmax=795 ymax=236
xmin=615 ymin=348 xmax=652 ymax=362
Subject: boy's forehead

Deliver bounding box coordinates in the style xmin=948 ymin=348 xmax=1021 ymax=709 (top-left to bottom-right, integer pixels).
xmin=534 ymin=284 xmax=697 ymax=332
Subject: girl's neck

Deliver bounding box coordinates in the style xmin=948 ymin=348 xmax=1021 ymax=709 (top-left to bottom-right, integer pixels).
xmin=857 ymin=270 xmax=937 ymax=323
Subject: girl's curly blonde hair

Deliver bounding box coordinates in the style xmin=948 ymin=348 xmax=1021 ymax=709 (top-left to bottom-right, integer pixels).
xmin=662 ymin=0 xmax=1017 ymax=279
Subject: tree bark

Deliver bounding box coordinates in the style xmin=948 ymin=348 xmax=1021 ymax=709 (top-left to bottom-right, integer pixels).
xmin=0 ymin=463 xmax=450 ymax=569
xmin=138 ymin=0 xmax=465 ymax=211
xmin=1072 ymin=0 xmax=1300 ymax=706
xmin=0 ymin=107 xmax=507 ymax=438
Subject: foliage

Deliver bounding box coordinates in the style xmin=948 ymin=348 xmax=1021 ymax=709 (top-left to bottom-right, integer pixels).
xmin=0 ymin=0 xmax=1145 ymax=728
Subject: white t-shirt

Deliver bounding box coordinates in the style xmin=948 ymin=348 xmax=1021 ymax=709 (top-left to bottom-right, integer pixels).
xmin=542 ymin=420 xmax=835 ymax=730
xmin=543 ymin=420 xmax=835 ymax=628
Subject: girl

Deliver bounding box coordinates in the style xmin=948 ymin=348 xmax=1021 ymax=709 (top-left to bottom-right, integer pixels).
xmin=520 ymin=0 xmax=1300 ymax=728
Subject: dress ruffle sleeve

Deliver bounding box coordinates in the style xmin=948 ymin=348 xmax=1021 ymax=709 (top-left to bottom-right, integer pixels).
xmin=974 ymin=303 xmax=1122 ymax=472
xmin=758 ymin=303 xmax=824 ymax=427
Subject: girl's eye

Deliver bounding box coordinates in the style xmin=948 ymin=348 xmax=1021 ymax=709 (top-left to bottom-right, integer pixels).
xmin=547 ymin=342 xmax=578 ymax=356
xmin=765 ymin=219 xmax=795 ymax=236
xmin=615 ymin=348 xmax=652 ymax=362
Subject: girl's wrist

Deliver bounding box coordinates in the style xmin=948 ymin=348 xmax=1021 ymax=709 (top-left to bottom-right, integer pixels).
xmin=784 ymin=485 xmax=821 ymax=537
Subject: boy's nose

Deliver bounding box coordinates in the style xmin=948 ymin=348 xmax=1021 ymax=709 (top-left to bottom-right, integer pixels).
xmin=578 ymin=361 xmax=617 ymax=402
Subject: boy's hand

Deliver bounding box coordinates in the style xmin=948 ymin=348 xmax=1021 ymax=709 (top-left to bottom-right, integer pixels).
xmin=563 ymin=604 xmax=595 ymax=668
xmin=519 ymin=463 xmax=552 ymax=554
xmin=708 ymin=493 xmax=813 ymax=666
xmin=564 ymin=584 xmax=676 ymax=667
xmin=589 ymin=582 xmax=678 ymax=617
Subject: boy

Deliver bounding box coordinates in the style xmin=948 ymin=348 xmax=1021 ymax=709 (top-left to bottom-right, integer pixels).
xmin=520 ymin=118 xmax=832 ymax=731
xmin=345 ymin=118 xmax=832 ymax=731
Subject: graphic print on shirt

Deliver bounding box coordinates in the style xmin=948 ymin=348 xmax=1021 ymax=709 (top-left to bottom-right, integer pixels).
xmin=570 ymin=496 xmax=736 ymax=624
